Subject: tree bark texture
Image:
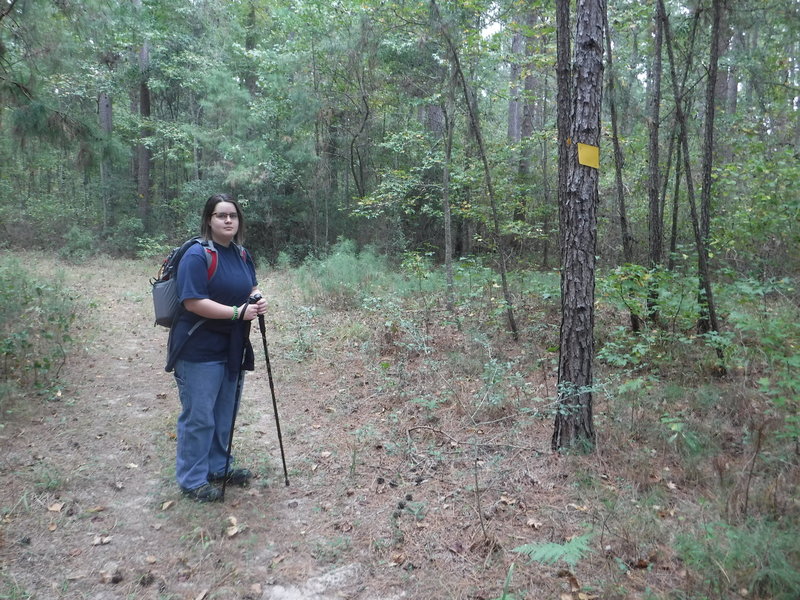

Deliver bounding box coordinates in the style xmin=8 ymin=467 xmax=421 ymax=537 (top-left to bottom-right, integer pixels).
xmin=552 ymin=0 xmax=605 ymax=452
xmin=647 ymin=5 xmax=664 ymax=269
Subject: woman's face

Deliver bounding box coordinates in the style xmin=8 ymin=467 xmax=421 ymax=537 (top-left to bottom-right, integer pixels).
xmin=208 ymin=201 xmax=240 ymax=244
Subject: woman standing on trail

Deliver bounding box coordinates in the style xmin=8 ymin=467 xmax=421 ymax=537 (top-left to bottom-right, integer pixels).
xmin=165 ymin=193 xmax=267 ymax=502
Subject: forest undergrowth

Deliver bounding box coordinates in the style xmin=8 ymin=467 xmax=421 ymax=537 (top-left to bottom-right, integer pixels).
xmin=0 ymin=246 xmax=798 ymax=600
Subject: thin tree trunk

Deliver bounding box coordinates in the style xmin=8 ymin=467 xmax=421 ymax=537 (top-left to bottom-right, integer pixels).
xmin=667 ymin=136 xmax=682 ymax=272
xmin=508 ymin=29 xmax=523 ymax=145
xmin=646 ymin=2 xmax=664 ymax=325
xmin=98 ymin=90 xmax=112 ymax=232
xmin=432 ymin=0 xmax=519 ymax=340
xmin=697 ymin=0 xmax=723 ymax=335
xmin=555 ymin=0 xmax=571 ymax=257
xmin=443 ymin=78 xmax=456 ymax=315
xmin=136 ymin=40 xmax=152 ymax=231
xmin=659 ymin=0 xmax=724 ymax=366
xmin=603 ymin=13 xmax=634 ymax=265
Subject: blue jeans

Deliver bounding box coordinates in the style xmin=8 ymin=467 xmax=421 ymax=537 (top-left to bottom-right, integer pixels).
xmin=173 ymin=360 xmax=244 ymax=491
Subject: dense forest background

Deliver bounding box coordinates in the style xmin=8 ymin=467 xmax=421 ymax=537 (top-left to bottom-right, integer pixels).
xmin=2 ymin=0 xmax=797 ymax=271
xmin=2 ymin=0 xmax=800 ymax=597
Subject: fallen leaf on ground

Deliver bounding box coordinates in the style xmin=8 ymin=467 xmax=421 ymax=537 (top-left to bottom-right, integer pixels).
xmin=48 ymin=502 xmax=65 ymax=512
xmin=161 ymin=500 xmax=174 ymax=511
xmin=557 ymin=570 xmax=581 ymax=592
xmin=91 ymin=536 xmax=112 ymax=546
xmin=226 ymin=516 xmax=245 ymax=537
xmin=48 ymin=522 xmax=57 ymax=531
xmin=526 ymin=517 xmax=543 ymax=529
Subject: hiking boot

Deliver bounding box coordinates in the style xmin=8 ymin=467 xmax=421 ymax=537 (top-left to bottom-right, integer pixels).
xmin=209 ymin=468 xmax=253 ymax=487
xmin=182 ymin=483 xmax=223 ymax=503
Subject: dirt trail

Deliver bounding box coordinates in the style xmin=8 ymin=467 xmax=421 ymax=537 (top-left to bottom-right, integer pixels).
xmin=1 ymin=254 xmax=668 ymax=600
xmin=0 ymin=256 xmax=419 ymax=599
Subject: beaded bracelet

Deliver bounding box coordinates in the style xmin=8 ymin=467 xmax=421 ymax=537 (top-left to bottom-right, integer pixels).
xmin=231 ymin=305 xmax=238 ymax=320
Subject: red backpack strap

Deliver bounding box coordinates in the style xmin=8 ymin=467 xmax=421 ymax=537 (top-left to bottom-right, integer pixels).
xmin=199 ymin=239 xmax=218 ymax=280
xmin=205 ymin=247 xmax=218 ymax=279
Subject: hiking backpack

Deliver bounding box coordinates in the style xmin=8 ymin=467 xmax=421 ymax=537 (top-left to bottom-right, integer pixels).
xmin=150 ymin=237 xmax=246 ymax=328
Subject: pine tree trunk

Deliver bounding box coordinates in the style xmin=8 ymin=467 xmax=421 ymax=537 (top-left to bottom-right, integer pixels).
xmin=552 ymin=0 xmax=605 ymax=452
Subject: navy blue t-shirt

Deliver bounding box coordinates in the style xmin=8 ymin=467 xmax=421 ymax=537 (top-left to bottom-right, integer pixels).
xmin=175 ymin=241 xmax=257 ymax=363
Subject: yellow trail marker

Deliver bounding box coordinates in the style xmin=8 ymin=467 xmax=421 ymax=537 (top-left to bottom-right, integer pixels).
xmin=577 ymin=143 xmax=600 ymax=169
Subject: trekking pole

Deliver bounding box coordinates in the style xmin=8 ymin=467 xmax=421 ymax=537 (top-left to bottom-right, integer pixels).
xmin=221 ymin=295 xmax=261 ymax=500
xmin=251 ymin=294 xmax=290 ymax=487
xmin=220 ymin=369 xmax=245 ymax=501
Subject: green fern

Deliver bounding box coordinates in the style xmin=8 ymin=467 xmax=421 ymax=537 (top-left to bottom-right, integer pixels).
xmin=512 ymin=532 xmax=594 ymax=568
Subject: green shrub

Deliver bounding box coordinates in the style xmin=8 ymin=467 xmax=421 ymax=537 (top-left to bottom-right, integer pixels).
xmin=676 ymin=518 xmax=800 ymax=600
xmin=294 ymin=239 xmax=393 ymax=309
xmin=105 ymin=217 xmax=145 ymax=256
xmin=58 ymin=225 xmax=97 ymax=264
xmin=0 ymin=258 xmax=76 ymax=402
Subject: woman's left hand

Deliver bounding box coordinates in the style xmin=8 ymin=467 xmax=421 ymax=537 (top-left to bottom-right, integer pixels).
xmin=242 ymin=293 xmax=267 ymax=320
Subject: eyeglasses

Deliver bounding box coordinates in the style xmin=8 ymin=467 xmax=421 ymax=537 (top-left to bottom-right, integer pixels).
xmin=212 ymin=212 xmax=239 ymax=221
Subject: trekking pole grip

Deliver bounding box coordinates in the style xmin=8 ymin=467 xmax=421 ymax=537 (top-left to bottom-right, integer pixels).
xmin=248 ymin=293 xmax=268 ymax=335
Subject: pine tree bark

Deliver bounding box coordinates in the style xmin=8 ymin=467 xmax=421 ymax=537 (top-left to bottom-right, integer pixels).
xmin=552 ymin=0 xmax=605 ymax=452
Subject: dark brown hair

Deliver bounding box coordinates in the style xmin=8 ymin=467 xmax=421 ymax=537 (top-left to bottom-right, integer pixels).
xmin=200 ymin=193 xmax=245 ymax=244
